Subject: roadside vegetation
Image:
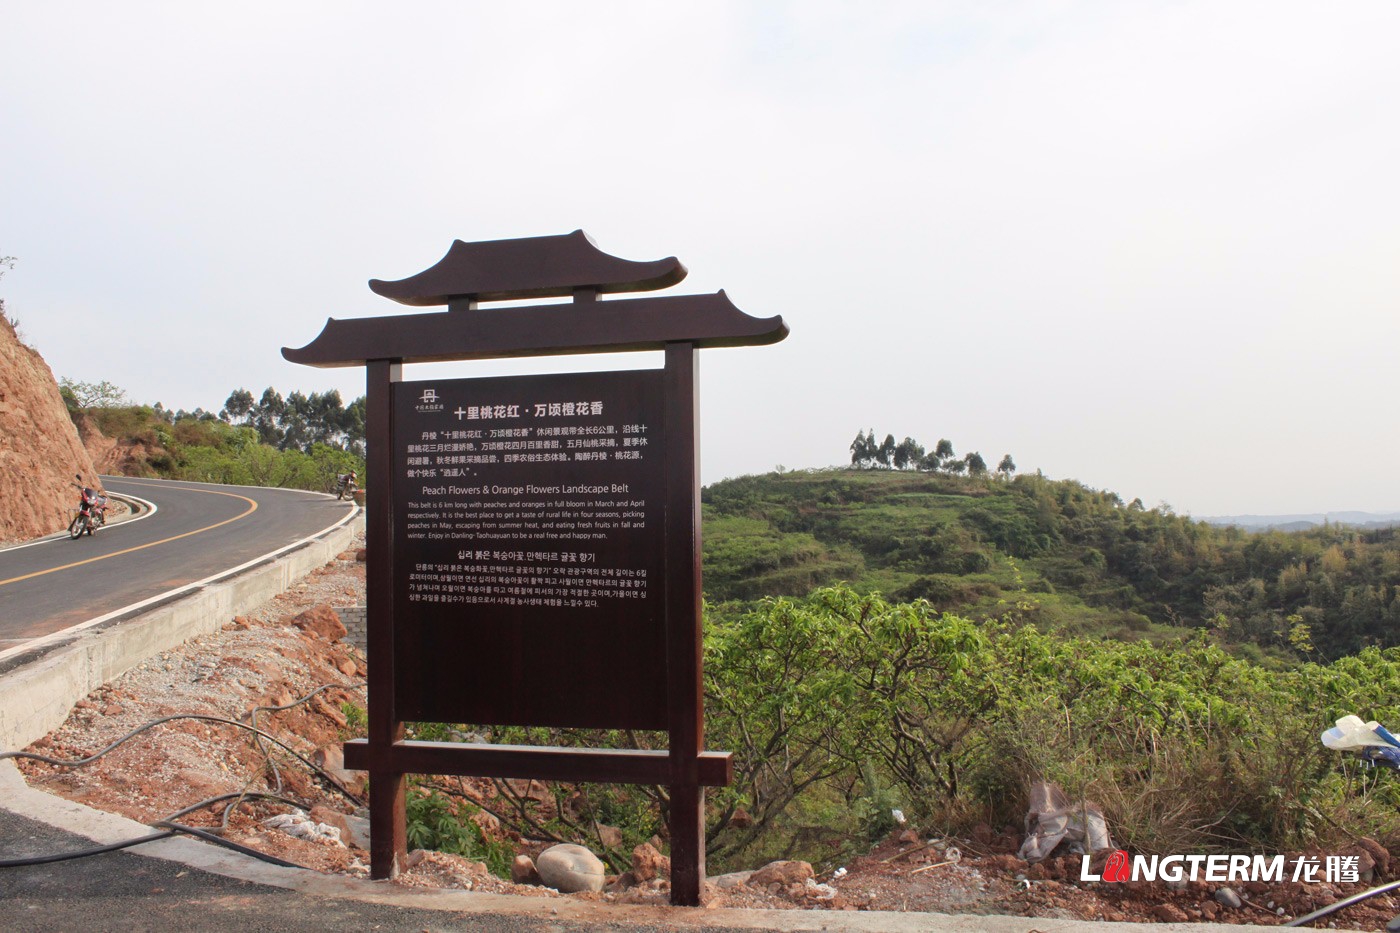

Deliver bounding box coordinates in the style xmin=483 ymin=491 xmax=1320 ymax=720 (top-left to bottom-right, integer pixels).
xmin=61 ymin=379 xmax=365 ymax=491
xmin=363 ymin=584 xmax=1400 ymax=875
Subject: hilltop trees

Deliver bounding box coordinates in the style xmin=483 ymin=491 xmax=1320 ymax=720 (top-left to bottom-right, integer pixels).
xmin=222 ymin=386 xmax=366 ymax=456
xmin=851 ymin=430 xmax=1009 ymax=479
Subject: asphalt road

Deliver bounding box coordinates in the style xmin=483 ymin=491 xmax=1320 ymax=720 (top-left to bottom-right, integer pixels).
xmin=0 ymin=477 xmax=356 ymax=660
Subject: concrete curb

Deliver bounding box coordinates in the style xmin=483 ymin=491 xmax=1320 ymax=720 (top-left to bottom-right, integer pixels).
xmin=0 ymin=518 xmax=361 ymax=754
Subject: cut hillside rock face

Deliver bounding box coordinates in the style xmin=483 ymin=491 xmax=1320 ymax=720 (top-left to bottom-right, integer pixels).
xmin=0 ymin=313 xmax=99 ymax=543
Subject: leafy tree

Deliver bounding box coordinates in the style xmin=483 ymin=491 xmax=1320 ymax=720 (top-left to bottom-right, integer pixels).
xmin=253 ymin=387 xmax=286 ymax=446
xmin=59 ymin=377 xmax=130 ymax=408
xmin=875 ymin=433 xmax=896 ymax=469
xmin=997 ymin=454 xmax=1016 ymax=479
xmin=221 ymin=388 xmax=255 ymax=423
xmin=849 ymin=430 xmax=871 ymax=468
xmin=893 ymin=437 xmax=925 ymax=471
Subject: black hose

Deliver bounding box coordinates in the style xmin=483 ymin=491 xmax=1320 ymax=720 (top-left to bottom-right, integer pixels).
xmin=153 ymin=820 xmax=308 ymax=870
xmin=1284 ymin=877 xmax=1400 ymax=927
xmin=165 ymin=791 xmax=308 ymax=824
xmin=244 ymin=682 xmax=363 ymax=798
xmin=0 ymin=793 xmax=318 ymax=869
xmin=2 ymin=711 xmax=364 ymax=806
xmin=0 ymin=689 xmax=363 ymax=870
xmin=0 ymin=831 xmax=175 ymax=867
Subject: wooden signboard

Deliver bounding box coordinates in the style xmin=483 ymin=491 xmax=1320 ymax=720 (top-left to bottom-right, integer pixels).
xmin=391 ymin=369 xmax=667 ymax=729
xmin=284 ymin=231 xmax=787 ymax=905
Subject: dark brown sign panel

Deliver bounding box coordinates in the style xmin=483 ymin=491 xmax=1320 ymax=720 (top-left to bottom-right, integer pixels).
xmin=392 ymin=369 xmax=667 ymax=729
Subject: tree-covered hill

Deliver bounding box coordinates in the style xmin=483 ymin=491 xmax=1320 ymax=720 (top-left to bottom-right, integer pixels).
xmin=61 ymin=382 xmax=365 ymax=492
xmin=701 ymin=468 xmax=1400 ymax=661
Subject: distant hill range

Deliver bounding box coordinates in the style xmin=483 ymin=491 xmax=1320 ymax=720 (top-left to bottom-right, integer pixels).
xmin=1199 ymin=511 xmax=1400 ymax=531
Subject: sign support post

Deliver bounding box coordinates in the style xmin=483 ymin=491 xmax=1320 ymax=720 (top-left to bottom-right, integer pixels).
xmin=285 ymin=231 xmax=786 ymax=906
xmin=664 ymin=342 xmax=703 ymax=903
xmin=365 ymin=359 xmax=407 ymax=877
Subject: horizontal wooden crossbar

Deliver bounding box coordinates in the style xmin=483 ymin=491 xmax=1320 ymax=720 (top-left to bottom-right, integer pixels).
xmin=343 ymin=739 xmax=732 ymax=787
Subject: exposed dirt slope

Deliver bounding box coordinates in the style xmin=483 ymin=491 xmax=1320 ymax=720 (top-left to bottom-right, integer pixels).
xmin=0 ymin=315 xmax=98 ymax=543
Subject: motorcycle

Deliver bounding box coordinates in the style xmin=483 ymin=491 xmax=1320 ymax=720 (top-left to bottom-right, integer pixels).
xmin=69 ymin=474 xmax=109 ymax=539
xmin=333 ymin=473 xmax=358 ymax=500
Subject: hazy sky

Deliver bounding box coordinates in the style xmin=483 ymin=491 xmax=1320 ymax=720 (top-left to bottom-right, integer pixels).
xmin=3 ymin=2 xmax=1397 ymax=516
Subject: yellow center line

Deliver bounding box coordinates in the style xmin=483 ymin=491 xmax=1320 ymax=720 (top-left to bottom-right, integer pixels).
xmin=0 ymin=484 xmax=259 ymax=588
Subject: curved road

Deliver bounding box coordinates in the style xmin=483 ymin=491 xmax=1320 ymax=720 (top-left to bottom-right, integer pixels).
xmin=0 ymin=477 xmax=357 ymax=661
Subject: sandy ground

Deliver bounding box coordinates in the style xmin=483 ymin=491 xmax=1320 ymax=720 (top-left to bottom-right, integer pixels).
xmin=15 ymin=537 xmax=1400 ymax=927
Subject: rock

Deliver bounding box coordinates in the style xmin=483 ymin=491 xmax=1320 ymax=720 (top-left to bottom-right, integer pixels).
xmin=355 ymin=548 xmax=368 ymax=562
xmin=337 ymin=658 xmax=357 ymax=677
xmin=291 ymin=605 xmax=347 ymax=642
xmin=337 ymin=550 xmax=356 ymax=561
xmin=1357 ymin=837 xmax=1390 ymax=874
xmin=232 ymin=616 xmax=251 ymax=629
xmin=987 ymin=854 xmax=1029 ymax=873
xmin=630 ymin=843 xmax=670 ymax=882
xmin=310 ymin=744 xmax=367 ymax=796
xmin=1344 ymin=838 xmax=1388 ymax=881
xmin=1215 ymin=886 xmax=1242 ymax=908
xmin=896 ymin=828 xmax=920 ymax=845
xmin=596 ymin=824 xmax=624 ymax=849
xmin=1152 ymin=904 xmax=1188 ymax=923
xmin=751 ymin=860 xmax=814 ymax=888
xmin=709 ymin=870 xmax=753 ymax=890
xmin=313 ymin=696 xmax=347 ymax=727
xmin=536 ymin=843 xmax=606 ymax=893
xmin=341 ymin=813 xmax=370 ymax=849
xmin=730 ymin=807 xmax=753 ymax=828
xmin=511 ymin=854 xmax=541 ymax=884
xmin=309 ymin=806 xmax=354 ymax=845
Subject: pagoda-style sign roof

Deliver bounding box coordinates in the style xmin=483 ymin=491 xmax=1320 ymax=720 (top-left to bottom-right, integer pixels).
xmin=284 ymin=231 xmax=787 ymax=368
xmin=368 ymin=229 xmax=686 ymax=305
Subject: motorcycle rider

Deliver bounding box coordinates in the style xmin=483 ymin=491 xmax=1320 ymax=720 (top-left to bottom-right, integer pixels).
xmin=335 ymin=470 xmax=357 ymax=497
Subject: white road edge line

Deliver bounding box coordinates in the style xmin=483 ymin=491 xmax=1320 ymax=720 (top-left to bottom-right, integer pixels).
xmin=0 ymin=498 xmax=360 ymax=664
xmin=0 ymin=492 xmax=160 ymax=554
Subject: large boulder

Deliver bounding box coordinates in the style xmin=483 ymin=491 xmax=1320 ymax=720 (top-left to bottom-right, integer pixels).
xmin=291 ymin=605 xmax=347 ymax=642
xmin=536 ymin=843 xmax=606 ymax=893
xmin=750 ymin=859 xmax=814 ymax=887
